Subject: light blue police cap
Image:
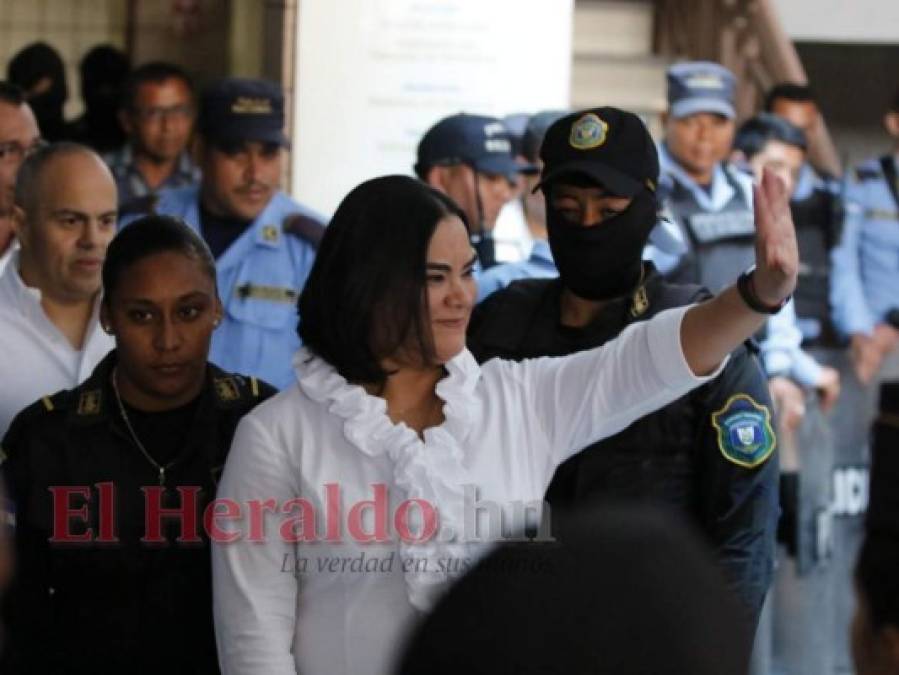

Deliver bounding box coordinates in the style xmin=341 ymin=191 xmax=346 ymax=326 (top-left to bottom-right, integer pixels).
xmin=667 ymin=61 xmax=736 ymax=120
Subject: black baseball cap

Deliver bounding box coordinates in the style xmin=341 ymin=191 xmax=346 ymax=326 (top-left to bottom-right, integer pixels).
xmin=198 ymin=78 xmax=288 ymax=147
xmin=415 ymin=113 xmax=527 ymax=179
xmin=536 ymin=107 xmax=659 ymax=196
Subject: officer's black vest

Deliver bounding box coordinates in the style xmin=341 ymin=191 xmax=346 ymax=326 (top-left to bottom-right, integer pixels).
xmin=468 ymin=274 xmax=711 ymax=514
xmin=665 ymin=167 xmax=755 ymax=292
xmin=791 ymin=183 xmax=842 ymax=346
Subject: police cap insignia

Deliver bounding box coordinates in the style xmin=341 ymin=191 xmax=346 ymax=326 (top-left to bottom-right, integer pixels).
xmin=569 ymin=113 xmax=608 ymax=151
xmin=686 ymin=73 xmax=725 ymax=90
xmin=77 ymin=390 xmax=102 ymax=416
xmin=214 ymin=377 xmax=240 ymax=402
xmin=231 ymin=97 xmax=273 ymax=115
xmin=712 ymin=394 xmax=776 ymax=468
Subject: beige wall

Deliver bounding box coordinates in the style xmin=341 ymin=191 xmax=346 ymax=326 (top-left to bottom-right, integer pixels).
xmin=0 ymin=0 xmax=289 ymax=112
xmin=130 ymin=0 xmax=232 ymax=87
xmin=130 ymin=0 xmax=289 ymax=88
xmin=0 ymin=0 xmax=127 ymax=117
xmin=571 ymin=0 xmax=667 ymax=137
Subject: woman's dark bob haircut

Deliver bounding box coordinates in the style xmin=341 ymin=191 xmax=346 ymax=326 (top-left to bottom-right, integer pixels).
xmin=298 ymin=174 xmax=468 ymax=385
xmin=102 ymin=214 xmax=217 ymax=302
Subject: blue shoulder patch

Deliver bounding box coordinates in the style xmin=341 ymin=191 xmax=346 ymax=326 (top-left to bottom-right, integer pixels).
xmin=711 ymin=394 xmax=776 ymax=468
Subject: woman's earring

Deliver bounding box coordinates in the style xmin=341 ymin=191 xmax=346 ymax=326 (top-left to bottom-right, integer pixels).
xmin=213 ymin=317 xmax=221 ymax=327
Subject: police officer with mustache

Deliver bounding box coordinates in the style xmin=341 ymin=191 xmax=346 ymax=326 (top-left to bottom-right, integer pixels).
xmin=467 ymin=107 xmax=779 ymax=633
xmin=125 ymin=79 xmax=326 ymax=390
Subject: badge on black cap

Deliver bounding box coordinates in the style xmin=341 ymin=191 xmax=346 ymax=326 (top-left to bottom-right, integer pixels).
xmin=569 ymin=113 xmax=608 ymax=151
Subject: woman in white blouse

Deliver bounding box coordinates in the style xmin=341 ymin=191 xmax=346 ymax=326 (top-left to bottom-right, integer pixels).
xmin=212 ymin=171 xmax=797 ymax=675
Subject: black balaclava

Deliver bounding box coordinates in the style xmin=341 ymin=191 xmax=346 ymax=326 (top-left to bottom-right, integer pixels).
xmin=546 ymin=183 xmax=658 ymax=301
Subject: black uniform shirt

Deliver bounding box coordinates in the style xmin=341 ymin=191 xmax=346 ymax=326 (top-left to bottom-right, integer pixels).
xmin=0 ymin=351 xmax=275 ymax=675
xmin=467 ymin=266 xmax=779 ymax=623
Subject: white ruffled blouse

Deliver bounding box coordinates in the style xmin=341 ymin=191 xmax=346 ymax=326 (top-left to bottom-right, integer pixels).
xmin=212 ymin=305 xmax=723 ymax=675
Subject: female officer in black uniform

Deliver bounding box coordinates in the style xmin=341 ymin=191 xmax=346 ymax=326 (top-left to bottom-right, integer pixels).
xmin=1 ymin=215 xmax=275 ymax=674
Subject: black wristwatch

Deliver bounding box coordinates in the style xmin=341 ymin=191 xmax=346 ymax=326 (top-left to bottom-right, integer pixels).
xmin=737 ymin=266 xmax=790 ymax=315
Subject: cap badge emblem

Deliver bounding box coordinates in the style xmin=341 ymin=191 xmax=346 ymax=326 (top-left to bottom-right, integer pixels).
xmin=569 ymin=113 xmax=608 ymax=150
xmin=231 ymin=97 xmax=273 ymax=115
xmin=686 ymin=74 xmax=724 ymax=90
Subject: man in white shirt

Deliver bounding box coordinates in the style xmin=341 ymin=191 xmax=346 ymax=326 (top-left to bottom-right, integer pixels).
xmin=0 ymin=82 xmax=42 ymax=275
xmin=0 ymin=142 xmax=117 ymax=436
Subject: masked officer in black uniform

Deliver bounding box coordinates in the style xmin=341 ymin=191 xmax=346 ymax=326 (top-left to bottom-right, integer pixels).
xmin=468 ymin=107 xmax=779 ymax=628
xmin=0 ymin=215 xmax=275 ymax=674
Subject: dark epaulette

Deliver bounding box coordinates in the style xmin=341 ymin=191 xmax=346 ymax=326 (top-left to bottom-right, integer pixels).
xmin=0 ymin=389 xmax=74 ymax=462
xmin=207 ymin=366 xmax=277 ymax=409
xmin=35 ymin=387 xmax=78 ymax=416
xmin=854 ymin=166 xmax=881 ymax=182
xmin=118 ymin=193 xmax=160 ymax=220
xmin=283 ymin=213 xmax=327 ymax=249
xmin=470 ymin=277 xmax=557 ymax=356
xmin=479 ymin=277 xmax=557 ymax=326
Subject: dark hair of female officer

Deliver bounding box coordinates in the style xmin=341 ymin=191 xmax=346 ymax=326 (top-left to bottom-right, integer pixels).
xmin=298 ymin=174 xmax=468 ymax=385
xmin=100 ymin=215 xmax=223 ymax=411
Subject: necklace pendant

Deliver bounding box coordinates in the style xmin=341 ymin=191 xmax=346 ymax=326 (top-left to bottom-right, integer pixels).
xmin=159 ymin=467 xmax=165 ymax=486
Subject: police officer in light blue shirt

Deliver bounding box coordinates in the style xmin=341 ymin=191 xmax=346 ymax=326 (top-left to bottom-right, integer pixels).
xmin=476 ymin=111 xmax=564 ymax=303
xmin=732 ymin=113 xmax=841 ymax=407
xmin=764 ymin=83 xmax=843 ymax=347
xmin=126 ymin=78 xmax=326 ymax=390
xmin=831 ymin=87 xmax=899 ymax=384
xmin=415 ymin=113 xmax=525 ymax=270
xmin=645 ymin=61 xmax=757 ymax=292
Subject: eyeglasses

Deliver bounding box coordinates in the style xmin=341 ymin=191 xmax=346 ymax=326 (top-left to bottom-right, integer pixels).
xmin=131 ymin=104 xmax=195 ymax=122
xmin=0 ymin=138 xmax=47 ymax=165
